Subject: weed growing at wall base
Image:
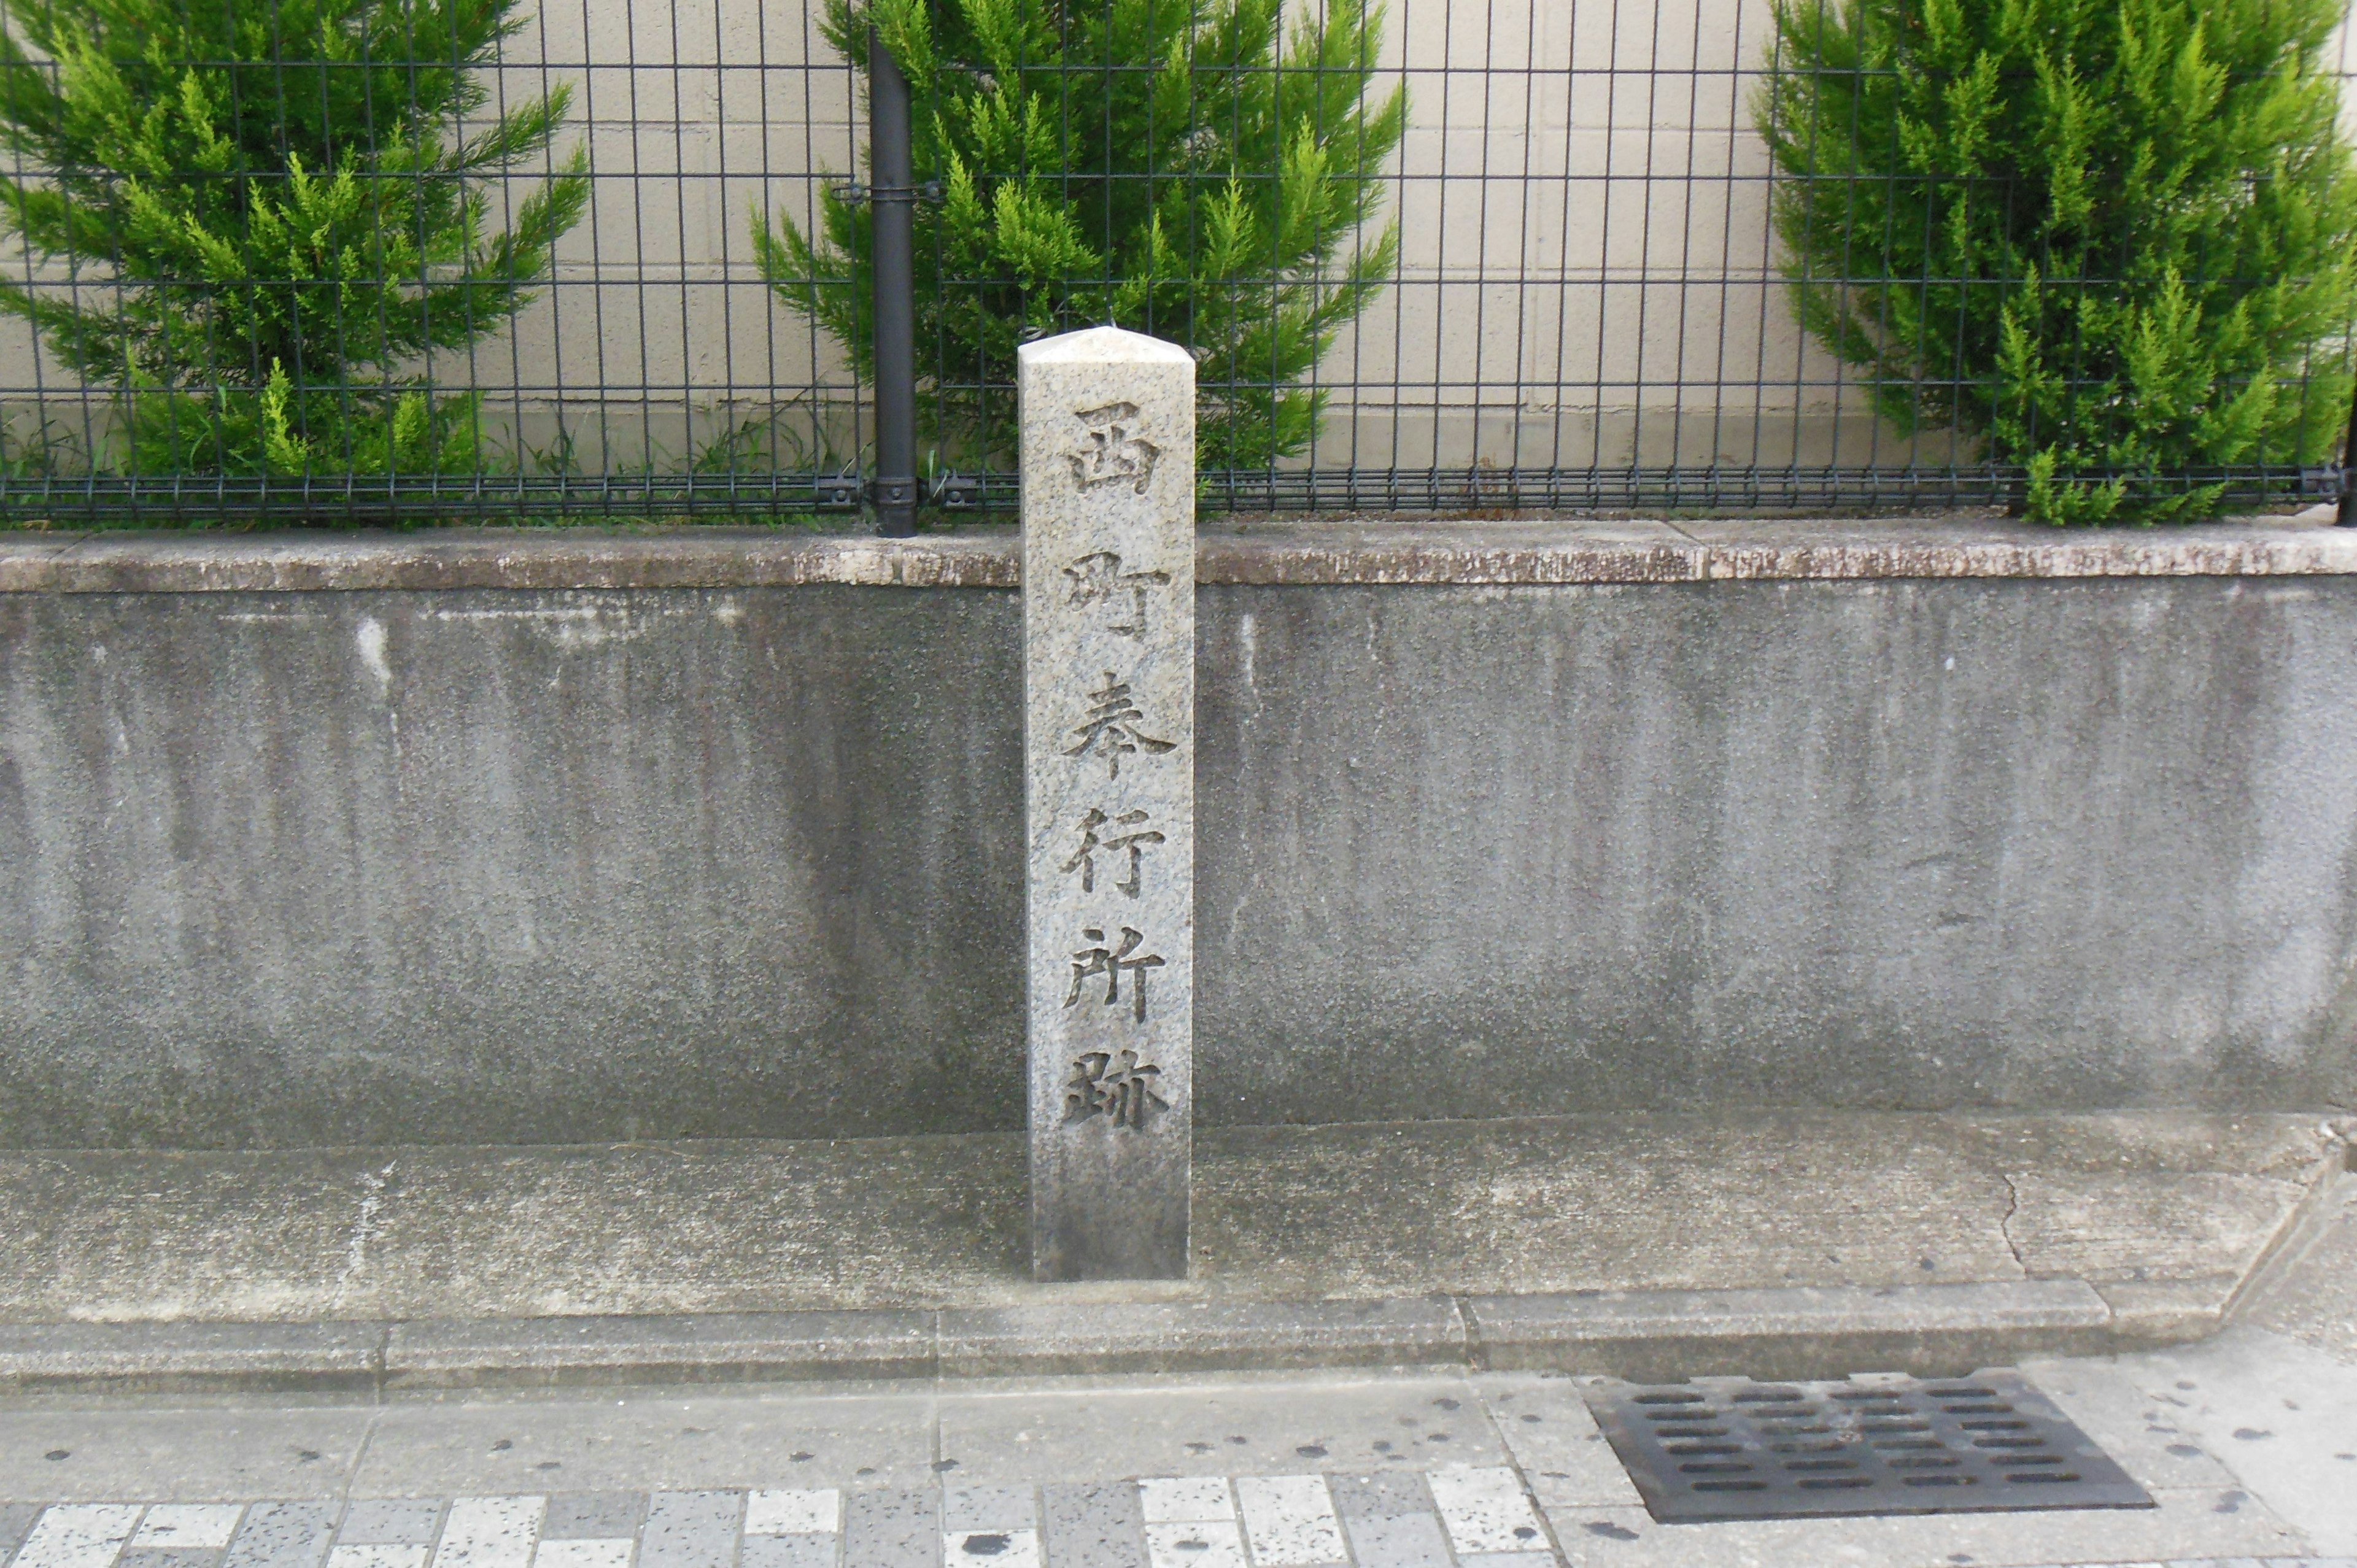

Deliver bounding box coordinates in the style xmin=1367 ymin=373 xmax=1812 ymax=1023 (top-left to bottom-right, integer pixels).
xmin=1757 ymin=0 xmax=2357 ymax=523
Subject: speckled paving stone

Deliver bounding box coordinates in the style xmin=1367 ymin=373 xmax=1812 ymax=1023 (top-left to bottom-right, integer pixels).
xmin=1336 ymin=1512 xmax=1452 ymax=1568
xmin=135 ymin=1510 xmax=241 ymax=1553
xmin=940 ymin=1491 xmax=1035 ymax=1535
xmin=538 ymin=1499 xmax=643 ymax=1544
xmin=223 ymin=1505 xmax=338 ymax=1568
xmin=328 ymin=1547 xmax=428 ymax=1568
xmin=14 ymin=1506 xmax=144 ymax=1568
xmin=335 ymin=1505 xmax=442 ymax=1550
xmin=637 ymin=1494 xmax=738 ymax=1568
xmin=430 ymin=1499 xmax=543 ymax=1568
xmin=842 ymin=1490 xmax=939 ymax=1568
xmin=1326 ymin=1477 xmax=1436 ymax=1523
xmin=120 ymin=1550 xmax=222 ymax=1568
xmin=740 ymin=1537 xmax=836 ymax=1568
xmin=1040 ymin=1483 xmax=1145 ymax=1568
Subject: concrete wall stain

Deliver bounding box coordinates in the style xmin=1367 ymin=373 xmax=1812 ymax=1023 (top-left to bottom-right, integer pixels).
xmin=0 ymin=541 xmax=2351 ymax=1146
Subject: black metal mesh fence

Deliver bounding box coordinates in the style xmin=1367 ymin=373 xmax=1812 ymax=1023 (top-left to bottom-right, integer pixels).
xmin=1 ymin=0 xmax=2351 ymax=522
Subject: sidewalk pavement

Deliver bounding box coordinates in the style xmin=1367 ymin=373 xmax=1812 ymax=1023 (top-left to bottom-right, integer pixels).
xmin=0 ymin=1176 xmax=2348 ymax=1568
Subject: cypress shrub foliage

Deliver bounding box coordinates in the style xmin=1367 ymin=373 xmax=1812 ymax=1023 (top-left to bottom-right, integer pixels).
xmin=754 ymin=0 xmax=1405 ymax=474
xmin=1755 ymin=0 xmax=2357 ymax=523
xmin=0 ymin=0 xmax=587 ymax=480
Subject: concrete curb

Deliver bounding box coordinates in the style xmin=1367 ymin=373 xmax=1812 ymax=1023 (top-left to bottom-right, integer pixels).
xmin=0 ymin=1319 xmax=384 ymax=1394
xmin=0 ymin=1280 xmax=2150 ymax=1396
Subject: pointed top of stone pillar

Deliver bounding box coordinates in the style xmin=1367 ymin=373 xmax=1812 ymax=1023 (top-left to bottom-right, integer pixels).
xmin=1018 ymin=326 xmax=1196 ymax=367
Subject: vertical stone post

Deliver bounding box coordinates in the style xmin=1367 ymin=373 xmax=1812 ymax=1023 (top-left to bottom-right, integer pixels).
xmin=1021 ymin=326 xmax=1196 ymax=1282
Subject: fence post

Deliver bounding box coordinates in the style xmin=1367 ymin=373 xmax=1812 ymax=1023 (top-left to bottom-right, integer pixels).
xmin=868 ymin=25 xmax=919 ymax=537
xmin=2339 ymin=383 xmax=2357 ymax=527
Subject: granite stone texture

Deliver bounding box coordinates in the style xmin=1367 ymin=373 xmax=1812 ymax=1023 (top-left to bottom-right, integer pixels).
xmin=0 ymin=525 xmax=2354 ymax=1146
xmin=1019 ymin=328 xmax=1198 ymax=1281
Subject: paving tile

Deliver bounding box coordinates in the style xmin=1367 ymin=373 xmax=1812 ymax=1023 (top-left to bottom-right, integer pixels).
xmin=432 ymin=1501 xmax=544 ymax=1568
xmin=1424 ymin=1469 xmax=1546 ymax=1556
xmin=746 ymin=1497 xmax=841 ymax=1538
xmin=133 ymin=1511 xmax=244 ymax=1553
xmin=1142 ymin=1522 xmax=1242 ymax=1568
xmin=1536 ymin=1485 xmax=2309 ymax=1567
xmin=2075 ymin=1327 xmax=2357 ymax=1555
xmin=637 ymin=1496 xmax=738 ymax=1568
xmin=329 ymin=1548 xmax=428 ymax=1568
xmin=0 ymin=1507 xmax=43 ymax=1561
xmin=1136 ymin=1487 xmax=1229 ymax=1531
xmin=1039 ymin=1484 xmax=1144 ymax=1568
xmin=336 ymin=1506 xmax=444 ymax=1550
xmin=1233 ymin=1478 xmax=1344 ymax=1567
xmin=1323 ymin=1479 xmax=1431 ymax=1524
xmin=120 ymin=1550 xmax=220 ymax=1568
xmin=1337 ymin=1515 xmax=1450 ymax=1568
xmin=15 ymin=1501 xmax=150 ymax=1568
xmin=1459 ymin=1554 xmax=1553 ymax=1568
xmin=2017 ymin=1358 xmax=2247 ymax=1492
xmin=1473 ymin=1379 xmax=1640 ymax=1511
xmin=540 ymin=1501 xmax=644 ymax=1545
xmin=738 ymin=1537 xmax=834 ymax=1568
xmin=940 ymin=1495 xmax=1033 ymax=1537
xmin=941 ymin=1530 xmax=1037 ymax=1568
xmin=842 ymin=1491 xmax=937 ymax=1568
xmin=225 ymin=1505 xmax=340 ymax=1568
xmin=532 ymin=1545 xmax=634 ymax=1568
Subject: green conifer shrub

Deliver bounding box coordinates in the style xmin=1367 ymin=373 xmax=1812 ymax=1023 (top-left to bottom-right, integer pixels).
xmin=1755 ymin=0 xmax=2357 ymax=523
xmin=0 ymin=0 xmax=587 ymax=480
xmin=754 ymin=0 xmax=1405 ymax=474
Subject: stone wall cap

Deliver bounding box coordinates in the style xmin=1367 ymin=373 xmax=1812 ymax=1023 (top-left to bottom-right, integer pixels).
xmin=1198 ymin=511 xmax=2357 ymax=584
xmin=4 ymin=512 xmax=2355 ymax=592
xmin=0 ymin=528 xmax=1024 ymax=593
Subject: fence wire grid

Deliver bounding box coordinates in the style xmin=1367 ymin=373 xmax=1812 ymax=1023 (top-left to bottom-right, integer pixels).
xmin=1 ymin=0 xmax=2353 ymax=523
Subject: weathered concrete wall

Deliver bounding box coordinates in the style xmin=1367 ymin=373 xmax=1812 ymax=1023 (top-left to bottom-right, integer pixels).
xmin=2 ymin=521 xmax=2354 ymax=1148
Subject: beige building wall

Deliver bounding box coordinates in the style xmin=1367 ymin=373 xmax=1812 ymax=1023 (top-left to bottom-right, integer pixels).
xmin=8 ymin=0 xmax=2348 ymax=477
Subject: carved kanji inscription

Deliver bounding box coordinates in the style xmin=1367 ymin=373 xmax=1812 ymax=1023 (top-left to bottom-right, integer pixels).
xmin=1066 ymin=401 xmax=1161 ymax=495
xmin=1065 ymin=671 xmax=1177 ymax=779
xmin=1064 ymin=550 xmax=1171 ymax=640
xmin=1064 ymin=807 xmax=1164 ymax=897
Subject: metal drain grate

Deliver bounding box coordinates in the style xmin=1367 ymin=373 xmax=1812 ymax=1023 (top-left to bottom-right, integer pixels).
xmin=1584 ymin=1370 xmax=2156 ymax=1523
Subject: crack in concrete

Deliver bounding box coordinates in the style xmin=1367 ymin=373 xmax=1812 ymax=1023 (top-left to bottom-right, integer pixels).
xmin=1999 ymin=1172 xmax=2030 ymax=1274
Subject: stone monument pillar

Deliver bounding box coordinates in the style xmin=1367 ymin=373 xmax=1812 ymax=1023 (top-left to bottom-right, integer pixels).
xmin=1020 ymin=326 xmax=1196 ymax=1281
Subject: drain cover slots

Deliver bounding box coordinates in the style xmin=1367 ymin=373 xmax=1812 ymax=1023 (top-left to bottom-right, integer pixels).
xmin=1584 ymin=1370 xmax=2156 ymax=1523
